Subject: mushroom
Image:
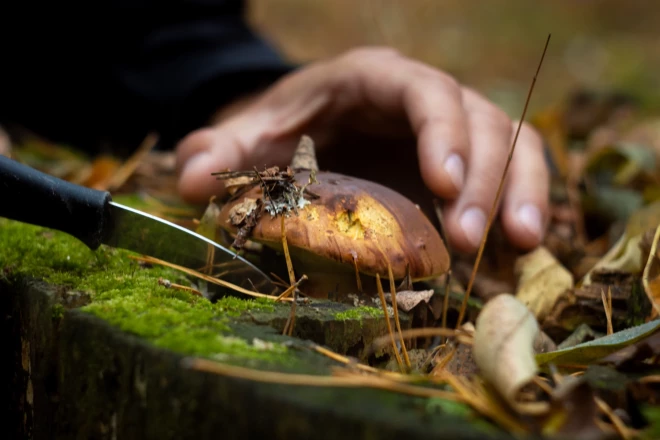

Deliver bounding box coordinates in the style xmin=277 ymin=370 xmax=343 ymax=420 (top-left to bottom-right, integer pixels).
xmin=216 ymin=136 xmax=450 ymax=299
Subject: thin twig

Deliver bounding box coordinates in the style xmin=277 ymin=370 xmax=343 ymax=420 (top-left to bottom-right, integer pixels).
xmin=456 ymin=34 xmax=551 ymax=327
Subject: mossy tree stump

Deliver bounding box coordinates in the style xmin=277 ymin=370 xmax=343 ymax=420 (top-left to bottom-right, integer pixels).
xmin=1 ymin=217 xmax=512 ymax=440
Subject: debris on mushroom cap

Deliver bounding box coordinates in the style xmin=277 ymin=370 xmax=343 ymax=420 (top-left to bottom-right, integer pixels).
xmin=217 ymin=168 xmax=450 ymax=283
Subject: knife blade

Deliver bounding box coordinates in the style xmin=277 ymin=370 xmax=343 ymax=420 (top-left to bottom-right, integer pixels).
xmin=0 ymin=155 xmax=278 ymax=295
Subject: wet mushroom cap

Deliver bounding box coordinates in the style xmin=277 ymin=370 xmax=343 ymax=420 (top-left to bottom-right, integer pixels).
xmin=217 ymin=170 xmax=450 ymax=281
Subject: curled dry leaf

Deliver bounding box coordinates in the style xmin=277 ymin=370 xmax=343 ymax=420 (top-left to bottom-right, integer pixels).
xmin=582 ymin=199 xmax=660 ymax=286
xmin=642 ymin=223 xmax=660 ymax=316
xmin=514 ymin=246 xmax=574 ymax=322
xmin=473 ymin=294 xmax=547 ymax=415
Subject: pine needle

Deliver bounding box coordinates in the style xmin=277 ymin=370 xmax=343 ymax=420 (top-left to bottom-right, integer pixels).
xmin=456 ymin=34 xmax=551 ymax=327
xmin=376 ymin=273 xmax=404 ymax=372
xmin=129 ymin=255 xmax=293 ymax=301
xmin=184 ymin=357 xmax=461 ymax=402
xmin=386 ymin=257 xmax=411 ymax=369
xmin=601 ymin=287 xmax=613 ymax=335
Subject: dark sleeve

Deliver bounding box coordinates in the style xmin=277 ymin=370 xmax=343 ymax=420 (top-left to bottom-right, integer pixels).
xmin=110 ymin=2 xmax=297 ymax=148
xmin=1 ymin=1 xmax=297 ymax=152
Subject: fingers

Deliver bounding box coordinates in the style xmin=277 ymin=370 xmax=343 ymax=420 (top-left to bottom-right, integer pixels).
xmin=337 ymin=48 xmax=471 ymax=200
xmin=441 ymin=87 xmax=549 ymax=253
xmin=499 ymin=121 xmax=550 ymax=249
xmin=441 ymin=88 xmax=514 ymax=253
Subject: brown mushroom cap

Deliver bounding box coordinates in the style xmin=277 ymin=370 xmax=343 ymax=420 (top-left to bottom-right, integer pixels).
xmin=217 ymin=170 xmax=450 ymax=283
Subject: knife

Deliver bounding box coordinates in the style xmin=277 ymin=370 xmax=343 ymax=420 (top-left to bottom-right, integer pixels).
xmin=0 ymin=155 xmax=279 ymax=296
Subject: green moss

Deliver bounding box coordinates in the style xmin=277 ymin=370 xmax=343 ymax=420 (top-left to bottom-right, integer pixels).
xmin=52 ymin=303 xmax=65 ymax=320
xmin=0 ymin=218 xmax=282 ymax=361
xmin=334 ymin=305 xmax=385 ymax=321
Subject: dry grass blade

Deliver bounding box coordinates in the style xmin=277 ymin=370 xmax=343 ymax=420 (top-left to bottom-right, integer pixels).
xmin=129 ymin=255 xmax=293 ymax=301
xmin=185 ymin=357 xmax=462 ymax=401
xmin=456 ymin=34 xmax=551 ymax=327
xmin=601 ymin=287 xmax=613 ymax=335
xmin=376 ymin=273 xmax=404 ymax=372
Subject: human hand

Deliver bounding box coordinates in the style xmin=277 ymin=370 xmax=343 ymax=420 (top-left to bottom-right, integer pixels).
xmin=175 ymin=47 xmax=549 ymax=254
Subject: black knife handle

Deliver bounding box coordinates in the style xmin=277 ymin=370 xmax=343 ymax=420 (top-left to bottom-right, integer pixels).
xmin=0 ymin=155 xmax=111 ymax=250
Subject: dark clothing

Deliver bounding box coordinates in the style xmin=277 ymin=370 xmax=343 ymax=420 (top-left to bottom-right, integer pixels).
xmin=0 ymin=2 xmax=295 ymax=154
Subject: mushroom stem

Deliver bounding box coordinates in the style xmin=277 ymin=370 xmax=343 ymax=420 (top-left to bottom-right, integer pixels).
xmin=290 ymin=135 xmax=319 ymax=172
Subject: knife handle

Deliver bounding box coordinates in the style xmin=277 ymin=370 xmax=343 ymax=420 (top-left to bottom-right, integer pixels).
xmin=0 ymin=155 xmax=111 ymax=250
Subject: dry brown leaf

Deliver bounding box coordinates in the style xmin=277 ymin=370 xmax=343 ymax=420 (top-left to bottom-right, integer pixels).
xmin=642 ymin=223 xmax=660 ymax=316
xmin=473 ymin=294 xmax=548 ymax=415
xmin=224 ymin=175 xmax=256 ymax=194
xmin=515 ymin=246 xmax=574 ymax=321
xmin=384 ymin=289 xmax=434 ymax=312
xmin=227 ymin=197 xmax=260 ymax=226
xmin=75 ymin=155 xmax=122 ymax=190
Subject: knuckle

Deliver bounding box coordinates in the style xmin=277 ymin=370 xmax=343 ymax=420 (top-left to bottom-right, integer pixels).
xmin=480 ymin=104 xmax=511 ymax=129
xmin=342 ymin=46 xmax=402 ymax=64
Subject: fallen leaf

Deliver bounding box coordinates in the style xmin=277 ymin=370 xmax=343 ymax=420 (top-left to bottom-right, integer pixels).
xmin=77 ymin=155 xmax=122 ymax=190
xmin=536 ymin=319 xmax=660 ymax=368
xmin=224 ymin=175 xmax=256 ymax=195
xmin=514 ymin=246 xmax=574 ymax=321
xmin=384 ymin=289 xmax=434 ymax=312
xmin=227 ymin=197 xmax=260 ymax=226
xmin=473 ymin=294 xmax=547 ymax=414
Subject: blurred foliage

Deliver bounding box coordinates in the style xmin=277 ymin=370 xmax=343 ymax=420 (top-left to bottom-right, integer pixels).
xmin=248 ymin=0 xmax=660 ymax=116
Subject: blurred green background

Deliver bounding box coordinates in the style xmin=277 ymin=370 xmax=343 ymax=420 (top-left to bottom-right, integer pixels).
xmin=248 ymin=0 xmax=660 ymax=117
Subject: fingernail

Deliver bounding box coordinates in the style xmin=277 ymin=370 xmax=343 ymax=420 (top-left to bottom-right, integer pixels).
xmin=443 ymin=154 xmax=465 ymax=191
xmin=517 ymin=204 xmax=543 ymax=240
xmin=460 ymin=207 xmax=487 ymax=248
